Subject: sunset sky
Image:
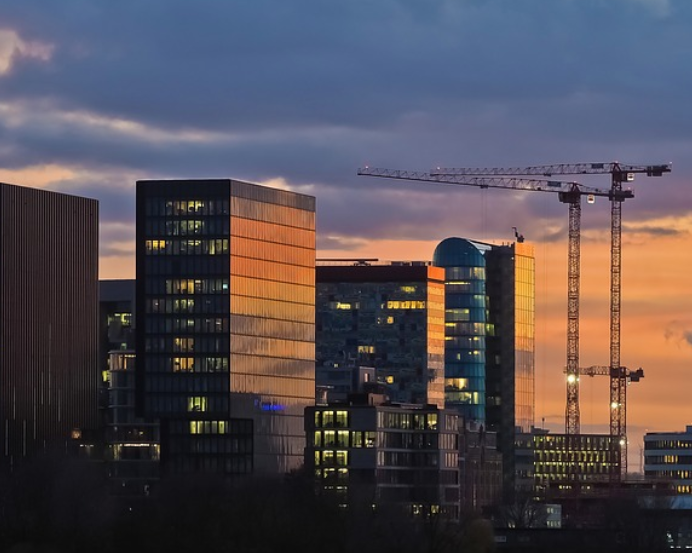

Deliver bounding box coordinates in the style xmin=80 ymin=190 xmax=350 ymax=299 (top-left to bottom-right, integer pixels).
xmin=1 ymin=0 xmax=690 ymax=469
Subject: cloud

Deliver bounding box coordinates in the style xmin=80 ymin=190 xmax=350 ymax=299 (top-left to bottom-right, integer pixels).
xmin=664 ymin=321 xmax=692 ymax=349
xmin=0 ymin=28 xmax=53 ymax=75
xmin=0 ymin=0 xmax=690 ymax=262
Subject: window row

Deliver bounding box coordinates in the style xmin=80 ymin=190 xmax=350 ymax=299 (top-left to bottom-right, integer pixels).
xmin=225 ymin=315 xmax=314 ymax=342
xmin=313 ymin=410 xmax=349 ymax=428
xmin=314 ymin=450 xmax=349 ymax=467
xmin=165 ymin=455 xmax=252 ymax=475
xmin=312 ymin=430 xmax=376 ymax=448
xmin=231 ymin=198 xmax=315 ymax=231
xmin=144 ymin=374 xmax=230 ymax=394
xmin=144 ymin=257 xmax=229 ymax=276
xmin=231 ymin=237 xmax=314 ymax=267
xmin=145 ymin=239 xmax=230 ymax=256
xmin=145 ymin=316 xmax=229 ymax=334
xmin=230 ymin=296 xmax=315 ymax=324
xmin=378 ymin=411 xmax=439 ymax=431
xmin=230 ymin=335 xmax=314 ymax=361
xmin=232 ymin=277 xmax=315 ymax=305
xmin=377 ymin=451 xmax=440 ymax=467
xmin=144 ymin=336 xmax=229 ymax=354
xmin=229 ymin=354 xmax=315 ymax=381
xmin=168 ymin=418 xmax=252 ymax=436
xmin=162 ymin=278 xmax=230 ymax=295
xmin=231 ymin=257 xmax=315 ymax=287
xmin=145 ymin=199 xmax=229 ymax=217
xmin=229 ymin=372 xmax=315 ymax=398
xmin=143 ymin=218 xmax=230 ymax=237
xmin=144 ymin=355 xmax=230 ymax=373
xmin=232 ymin=218 xmax=315 ymax=249
xmin=146 ymin=297 xmax=228 ymax=314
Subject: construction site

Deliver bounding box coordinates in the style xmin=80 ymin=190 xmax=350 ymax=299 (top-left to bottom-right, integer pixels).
xmin=357 ymin=161 xmax=672 ymax=499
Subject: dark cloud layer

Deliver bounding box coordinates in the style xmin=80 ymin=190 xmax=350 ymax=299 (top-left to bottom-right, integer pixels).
xmin=0 ymin=0 xmax=690 ymax=246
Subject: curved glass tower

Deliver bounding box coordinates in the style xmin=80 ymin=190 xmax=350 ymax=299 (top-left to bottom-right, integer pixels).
xmin=433 ymin=238 xmax=487 ymax=424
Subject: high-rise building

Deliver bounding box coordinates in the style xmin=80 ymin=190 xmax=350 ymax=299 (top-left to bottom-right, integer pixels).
xmin=0 ymin=182 xmax=99 ymax=473
xmin=433 ymin=236 xmax=535 ymax=500
xmin=104 ymin=350 xmax=160 ymax=497
xmin=135 ymin=179 xmax=315 ymax=476
xmin=316 ymin=261 xmax=445 ymax=408
xmin=485 ymin=241 xmax=535 ymax=498
xmin=432 ymin=238 xmax=489 ymax=423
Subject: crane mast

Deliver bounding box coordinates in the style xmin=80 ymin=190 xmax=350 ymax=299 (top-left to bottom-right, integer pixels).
xmin=433 ymin=161 xmax=671 ymax=476
xmin=357 ymin=167 xmax=623 ymax=438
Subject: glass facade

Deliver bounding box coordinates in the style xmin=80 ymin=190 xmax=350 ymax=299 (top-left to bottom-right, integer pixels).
xmin=316 ymin=264 xmax=445 ymax=408
xmin=136 ymin=179 xmax=315 ymax=475
xmin=432 ymin=238 xmax=488 ymax=423
xmin=513 ymin=242 xmax=535 ymax=432
xmin=485 ymin=241 xmax=536 ymax=500
xmin=485 ymin=242 xmax=535 ymax=435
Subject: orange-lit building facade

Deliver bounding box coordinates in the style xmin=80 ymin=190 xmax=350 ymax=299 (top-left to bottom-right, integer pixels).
xmin=0 ymin=182 xmax=99 ymax=474
xmin=135 ymin=179 xmax=315 ymax=475
xmin=485 ymin=240 xmax=535 ymax=498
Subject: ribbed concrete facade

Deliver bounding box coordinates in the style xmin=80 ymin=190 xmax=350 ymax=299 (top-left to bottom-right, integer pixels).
xmin=0 ymin=182 xmax=99 ymax=473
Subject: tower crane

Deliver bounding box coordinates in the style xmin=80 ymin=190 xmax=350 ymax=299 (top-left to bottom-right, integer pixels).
xmin=431 ymin=162 xmax=671 ymax=475
xmin=356 ymin=167 xmax=632 ymax=442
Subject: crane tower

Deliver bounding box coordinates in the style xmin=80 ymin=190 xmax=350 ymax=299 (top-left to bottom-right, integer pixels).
xmin=431 ymin=162 xmax=671 ymax=474
xmin=356 ymin=167 xmax=628 ymax=438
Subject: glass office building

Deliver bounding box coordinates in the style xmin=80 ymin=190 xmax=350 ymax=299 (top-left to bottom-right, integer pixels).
xmin=316 ymin=262 xmax=446 ymax=408
xmin=432 ymin=238 xmax=488 ymax=423
xmin=485 ymin=241 xmax=535 ymax=498
xmin=135 ymin=179 xmax=315 ymax=475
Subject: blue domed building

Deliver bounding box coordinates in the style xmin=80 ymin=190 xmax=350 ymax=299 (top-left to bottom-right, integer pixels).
xmin=432 ymin=237 xmax=490 ymax=424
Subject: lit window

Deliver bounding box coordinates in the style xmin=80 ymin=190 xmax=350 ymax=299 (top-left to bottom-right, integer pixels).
xmin=188 ymin=397 xmax=207 ymax=412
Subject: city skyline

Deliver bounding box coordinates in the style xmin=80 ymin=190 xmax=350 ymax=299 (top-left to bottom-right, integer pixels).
xmin=1 ymin=1 xmax=691 ymax=468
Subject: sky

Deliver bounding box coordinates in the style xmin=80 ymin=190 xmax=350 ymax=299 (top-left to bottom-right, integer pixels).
xmin=1 ymin=0 xmax=690 ymax=470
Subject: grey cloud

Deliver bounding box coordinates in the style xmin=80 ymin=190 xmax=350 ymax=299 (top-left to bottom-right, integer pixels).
xmin=2 ymin=0 xmax=692 ymax=134
xmin=664 ymin=321 xmax=692 ymax=349
xmin=0 ymin=0 xmax=690 ymax=256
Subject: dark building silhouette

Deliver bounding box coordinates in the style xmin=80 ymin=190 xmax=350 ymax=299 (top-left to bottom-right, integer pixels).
xmin=0 ymin=182 xmax=99 ymax=473
xmin=135 ymin=179 xmax=315 ymax=476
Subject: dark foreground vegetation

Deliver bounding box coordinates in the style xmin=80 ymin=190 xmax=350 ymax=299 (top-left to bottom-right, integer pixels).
xmin=0 ymin=455 xmax=495 ymax=553
xmin=0 ymin=454 xmax=676 ymax=553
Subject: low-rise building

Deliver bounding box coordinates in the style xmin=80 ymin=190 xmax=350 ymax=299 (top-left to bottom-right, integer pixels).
xmin=104 ymin=351 xmax=160 ymax=498
xmin=644 ymin=426 xmax=692 ymax=495
xmin=305 ymin=394 xmax=461 ymax=520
